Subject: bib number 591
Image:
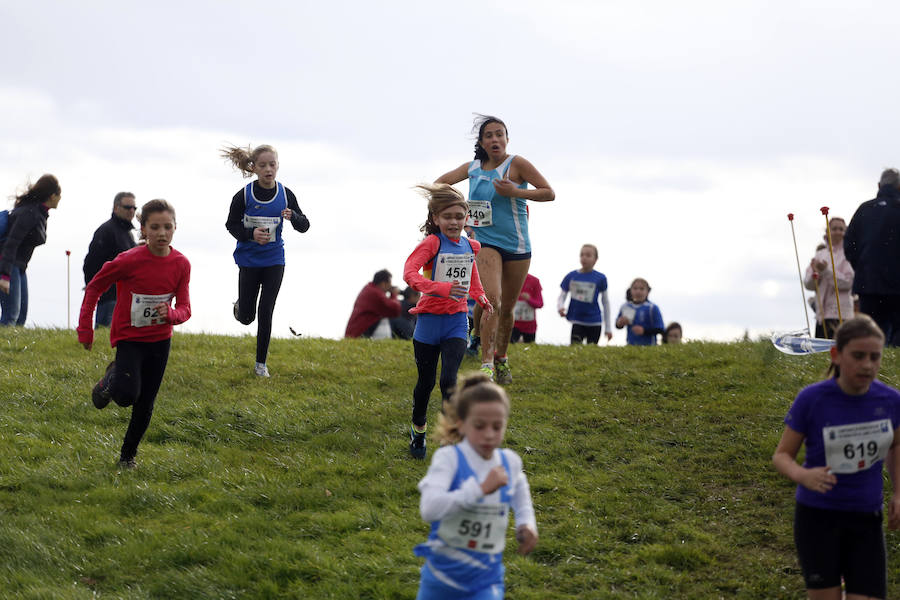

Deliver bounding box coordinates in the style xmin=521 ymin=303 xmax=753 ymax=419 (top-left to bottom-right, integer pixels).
xmin=458 ymin=519 xmax=491 ymax=538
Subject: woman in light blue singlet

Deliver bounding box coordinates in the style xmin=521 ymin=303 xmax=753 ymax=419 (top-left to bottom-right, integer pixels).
xmin=436 ymin=116 xmax=554 ymax=385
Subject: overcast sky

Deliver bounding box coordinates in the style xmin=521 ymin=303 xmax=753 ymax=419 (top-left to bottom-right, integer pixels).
xmin=1 ymin=1 xmax=898 ymax=345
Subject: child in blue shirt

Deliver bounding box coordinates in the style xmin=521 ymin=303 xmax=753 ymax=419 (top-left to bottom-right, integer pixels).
xmin=615 ymin=277 xmax=664 ymax=346
xmin=557 ymin=244 xmax=611 ymax=344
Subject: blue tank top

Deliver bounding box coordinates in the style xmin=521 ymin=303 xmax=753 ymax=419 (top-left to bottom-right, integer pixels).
xmin=423 ymin=233 xmax=475 ymax=297
xmin=233 ymin=181 xmax=288 ymax=268
xmin=467 ymin=155 xmax=530 ymax=254
xmin=414 ymin=446 xmax=512 ymax=592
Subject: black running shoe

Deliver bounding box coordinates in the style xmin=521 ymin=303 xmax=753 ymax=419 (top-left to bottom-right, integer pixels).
xmin=91 ymin=361 xmax=115 ymax=409
xmin=118 ymin=457 xmax=137 ymax=469
xmin=409 ymin=425 xmax=427 ymax=459
xmin=466 ymin=335 xmax=481 ymax=357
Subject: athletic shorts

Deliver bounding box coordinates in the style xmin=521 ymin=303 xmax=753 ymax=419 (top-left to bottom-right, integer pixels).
xmin=413 ymin=312 xmax=468 ymax=345
xmin=416 ymin=562 xmax=505 ymax=600
xmin=479 ymin=243 xmax=531 ymax=262
xmin=794 ymin=502 xmax=886 ymax=597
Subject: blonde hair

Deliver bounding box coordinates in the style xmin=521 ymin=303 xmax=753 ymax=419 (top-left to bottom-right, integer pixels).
xmin=416 ymin=183 xmax=468 ymax=236
xmin=581 ymin=243 xmax=598 ymax=259
xmin=435 ymin=373 xmax=510 ymax=445
xmin=220 ymin=143 xmax=278 ymax=178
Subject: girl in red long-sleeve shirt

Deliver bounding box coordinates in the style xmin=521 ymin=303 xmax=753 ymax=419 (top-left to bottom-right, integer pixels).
xmin=404 ymin=184 xmax=493 ymax=460
xmin=78 ymin=199 xmax=191 ymax=469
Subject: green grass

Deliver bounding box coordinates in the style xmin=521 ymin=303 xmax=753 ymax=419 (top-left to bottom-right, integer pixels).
xmin=1 ymin=328 xmax=899 ymax=598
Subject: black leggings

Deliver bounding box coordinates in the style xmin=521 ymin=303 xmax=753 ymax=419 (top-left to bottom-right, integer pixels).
xmin=110 ymin=339 xmax=171 ymax=461
xmin=412 ymin=338 xmax=467 ymax=427
xmin=236 ymin=265 xmax=285 ymax=364
xmin=571 ymin=324 xmax=602 ymax=345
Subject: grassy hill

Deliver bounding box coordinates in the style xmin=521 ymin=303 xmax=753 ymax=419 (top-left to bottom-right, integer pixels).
xmin=1 ymin=328 xmax=899 ymax=599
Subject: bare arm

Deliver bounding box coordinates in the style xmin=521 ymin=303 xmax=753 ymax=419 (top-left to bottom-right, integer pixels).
xmin=772 ymin=425 xmax=836 ymax=493
xmin=505 ymin=156 xmax=555 ymax=202
xmin=887 ymin=428 xmax=900 ymax=529
xmin=435 ymin=163 xmax=470 ymax=185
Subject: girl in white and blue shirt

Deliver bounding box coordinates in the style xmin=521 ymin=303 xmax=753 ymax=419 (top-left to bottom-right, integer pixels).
xmin=414 ymin=374 xmax=537 ymax=599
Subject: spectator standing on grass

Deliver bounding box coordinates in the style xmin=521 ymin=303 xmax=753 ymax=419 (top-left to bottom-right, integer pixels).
xmin=0 ymin=174 xmax=61 ymax=326
xmin=773 ymin=316 xmax=900 ymax=600
xmin=845 ymin=168 xmax=900 ymax=346
xmin=413 ymin=373 xmax=537 ymax=599
xmin=558 ymin=244 xmax=611 ymax=345
xmin=345 ymin=269 xmax=403 ymax=339
xmin=83 ymin=192 xmax=137 ymax=328
xmin=804 ymin=217 xmax=853 ymax=339
xmin=510 ymin=272 xmax=542 ymax=343
xmin=78 ymin=199 xmax=190 ymax=469
xmin=615 ymin=277 xmax=664 ymax=346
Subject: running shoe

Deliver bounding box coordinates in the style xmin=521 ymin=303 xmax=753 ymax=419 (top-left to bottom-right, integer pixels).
xmin=479 ymin=364 xmax=495 ymax=381
xmin=255 ymin=364 xmax=270 ymax=378
xmin=495 ymin=360 xmax=512 ymax=385
xmin=409 ymin=425 xmax=427 ymax=459
xmin=466 ymin=335 xmax=481 ymax=357
xmin=233 ymin=300 xmax=240 ymax=321
xmin=91 ymin=361 xmax=115 ymax=409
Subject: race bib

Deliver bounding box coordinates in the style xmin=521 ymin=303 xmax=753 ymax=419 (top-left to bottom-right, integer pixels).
xmin=130 ymin=293 xmax=174 ymax=328
xmin=436 ymin=503 xmax=509 ymax=554
xmin=823 ymin=418 xmax=893 ymax=474
xmin=514 ymin=300 xmax=535 ymax=322
xmin=243 ymin=215 xmax=281 ymax=243
xmin=467 ymin=200 xmax=493 ymax=228
xmin=434 ymin=253 xmax=473 ymax=292
xmin=570 ymin=281 xmax=596 ymax=303
xmin=620 ymin=305 xmax=636 ymax=323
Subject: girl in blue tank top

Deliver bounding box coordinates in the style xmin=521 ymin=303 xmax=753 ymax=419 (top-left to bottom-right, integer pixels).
xmin=414 ymin=373 xmax=537 ymax=600
xmin=773 ymin=316 xmax=900 ymax=599
xmin=435 ymin=115 xmax=554 ymax=386
xmin=222 ymin=144 xmax=310 ymax=378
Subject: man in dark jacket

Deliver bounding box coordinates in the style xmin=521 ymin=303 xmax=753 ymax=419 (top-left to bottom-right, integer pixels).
xmin=83 ymin=192 xmax=137 ymax=327
xmin=844 ymin=168 xmax=900 ymax=345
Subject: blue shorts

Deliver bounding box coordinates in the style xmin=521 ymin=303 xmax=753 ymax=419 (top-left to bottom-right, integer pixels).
xmin=413 ymin=312 xmax=468 ymax=345
xmin=480 ymin=243 xmax=531 ymax=262
xmin=416 ymin=562 xmax=504 ymax=600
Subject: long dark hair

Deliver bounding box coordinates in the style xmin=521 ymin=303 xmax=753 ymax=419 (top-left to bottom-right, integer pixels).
xmin=14 ymin=174 xmax=60 ymax=207
xmin=473 ymin=114 xmax=507 ymax=162
xmin=826 ymin=315 xmax=885 ymax=378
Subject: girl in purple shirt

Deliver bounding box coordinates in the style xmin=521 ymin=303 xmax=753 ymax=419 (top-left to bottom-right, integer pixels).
xmin=773 ymin=315 xmax=900 ymax=599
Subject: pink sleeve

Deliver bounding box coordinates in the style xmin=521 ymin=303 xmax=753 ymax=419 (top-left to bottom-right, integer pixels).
xmin=404 ymin=236 xmax=452 ymax=298
xmin=528 ymin=278 xmax=544 ymax=309
xmin=77 ymin=254 xmax=129 ymax=344
xmin=168 ymin=259 xmax=192 ymax=325
xmin=468 ymin=240 xmax=488 ymax=306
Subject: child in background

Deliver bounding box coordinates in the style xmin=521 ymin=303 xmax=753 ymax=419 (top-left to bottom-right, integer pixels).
xmin=663 ymin=322 xmax=683 ymax=344
xmin=414 ymin=373 xmax=538 ymax=599
xmin=773 ymin=316 xmax=900 ymax=600
xmin=510 ymin=272 xmax=542 ymax=343
xmin=615 ymin=277 xmax=664 ymax=346
xmin=558 ymin=244 xmax=611 ymax=344
xmin=78 ymin=199 xmax=191 ymax=468
xmin=222 ymin=143 xmax=310 ymax=378
xmin=404 ymin=184 xmax=492 ymax=459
